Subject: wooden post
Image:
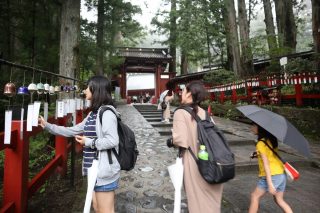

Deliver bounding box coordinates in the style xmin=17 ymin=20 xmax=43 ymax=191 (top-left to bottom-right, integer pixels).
xmin=232 ymin=87 xmax=237 ymax=104
xmin=156 ymin=65 xmax=162 ymax=99
xmin=294 ymin=77 xmax=303 ymax=106
xmin=247 ymin=85 xmax=252 ymax=103
xmin=75 ymin=110 xmax=83 ymax=153
xmin=3 ymin=121 xmax=28 ymax=213
xmin=55 ymin=116 xmax=68 ymax=176
xmin=220 ymin=91 xmax=225 ymax=104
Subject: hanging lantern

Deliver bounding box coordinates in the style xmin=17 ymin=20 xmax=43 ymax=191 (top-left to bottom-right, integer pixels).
xmin=63 ymin=85 xmax=71 ymax=93
xmin=49 ymin=86 xmax=55 ymax=95
xmin=37 ymin=82 xmax=45 ymax=94
xmin=4 ymin=82 xmax=16 ymax=97
xmin=44 ymin=83 xmax=50 ymax=93
xmin=17 ymin=86 xmax=29 ymax=95
xmin=28 ymin=83 xmax=38 ymax=92
xmin=54 ymin=85 xmax=61 ymax=93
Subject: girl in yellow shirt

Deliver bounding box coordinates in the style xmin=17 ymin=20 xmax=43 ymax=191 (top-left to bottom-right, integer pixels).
xmin=249 ymin=123 xmax=293 ymax=213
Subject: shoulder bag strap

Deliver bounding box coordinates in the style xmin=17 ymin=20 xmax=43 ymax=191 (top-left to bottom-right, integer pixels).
xmin=98 ymin=106 xmax=120 ymax=164
xmin=260 ymin=139 xmax=285 ymax=163
xmin=175 ymin=106 xmax=202 ymax=122
xmin=175 ymin=106 xmax=201 ymax=162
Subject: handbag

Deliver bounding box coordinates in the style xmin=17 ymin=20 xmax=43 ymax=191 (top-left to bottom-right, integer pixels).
xmin=261 ymin=140 xmax=300 ymax=182
xmin=161 ymin=101 xmax=167 ymax=110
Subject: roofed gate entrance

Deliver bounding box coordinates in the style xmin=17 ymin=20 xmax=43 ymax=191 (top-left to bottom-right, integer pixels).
xmin=115 ymin=47 xmax=174 ymax=99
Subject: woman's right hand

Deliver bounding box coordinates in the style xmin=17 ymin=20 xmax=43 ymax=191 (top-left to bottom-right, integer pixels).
xmin=268 ymin=184 xmax=277 ymax=195
xmin=38 ymin=116 xmax=46 ymax=128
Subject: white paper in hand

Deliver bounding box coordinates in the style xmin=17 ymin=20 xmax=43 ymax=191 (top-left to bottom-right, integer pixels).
xmin=83 ymin=159 xmax=99 ymax=213
xmin=168 ymin=157 xmax=184 ymax=213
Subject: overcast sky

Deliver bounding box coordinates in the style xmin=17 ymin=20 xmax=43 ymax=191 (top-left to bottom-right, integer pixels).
xmin=81 ymin=0 xmax=164 ymax=29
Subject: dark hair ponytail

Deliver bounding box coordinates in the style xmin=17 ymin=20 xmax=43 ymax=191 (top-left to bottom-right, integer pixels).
xmin=257 ymin=125 xmax=278 ymax=148
xmin=184 ymin=81 xmax=207 ymax=117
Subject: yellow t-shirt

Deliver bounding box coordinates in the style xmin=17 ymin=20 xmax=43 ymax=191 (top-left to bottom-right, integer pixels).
xmin=256 ymin=139 xmax=284 ymax=177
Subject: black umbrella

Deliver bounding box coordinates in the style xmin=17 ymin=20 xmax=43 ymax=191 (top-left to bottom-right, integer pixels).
xmin=237 ymin=105 xmax=311 ymax=157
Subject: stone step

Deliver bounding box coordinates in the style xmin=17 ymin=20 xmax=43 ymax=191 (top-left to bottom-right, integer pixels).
xmin=146 ymin=118 xmax=173 ymax=122
xmin=151 ymin=123 xmax=173 ymax=128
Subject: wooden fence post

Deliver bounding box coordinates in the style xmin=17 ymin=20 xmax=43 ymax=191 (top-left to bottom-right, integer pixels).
xmin=294 ymin=78 xmax=303 ymax=106
xmin=55 ymin=116 xmax=68 ymax=176
xmin=3 ymin=121 xmax=28 ymax=213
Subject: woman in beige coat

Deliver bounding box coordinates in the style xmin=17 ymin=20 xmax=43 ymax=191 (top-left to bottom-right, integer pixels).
xmin=172 ymin=81 xmax=223 ymax=212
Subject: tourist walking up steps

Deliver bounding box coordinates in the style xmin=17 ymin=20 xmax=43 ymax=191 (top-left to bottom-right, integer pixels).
xmin=39 ymin=75 xmax=120 ymax=213
xmin=163 ymin=90 xmax=174 ymax=123
xmin=249 ymin=122 xmax=293 ymax=213
xmin=170 ymin=81 xmax=223 ymax=212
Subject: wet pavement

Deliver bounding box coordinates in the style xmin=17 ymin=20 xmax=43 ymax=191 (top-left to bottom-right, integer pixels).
xmin=114 ymin=103 xmax=320 ymax=213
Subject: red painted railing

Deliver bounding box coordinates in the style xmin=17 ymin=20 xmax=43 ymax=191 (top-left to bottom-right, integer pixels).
xmin=0 ymin=110 xmax=84 ymax=213
xmin=208 ymin=72 xmax=320 ymax=106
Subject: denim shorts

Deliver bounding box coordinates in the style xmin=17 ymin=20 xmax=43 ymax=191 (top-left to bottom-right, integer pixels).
xmin=94 ymin=179 xmax=119 ymax=192
xmin=257 ymin=174 xmax=286 ymax=192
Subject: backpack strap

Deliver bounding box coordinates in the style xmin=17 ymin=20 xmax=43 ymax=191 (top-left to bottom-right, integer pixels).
xmin=98 ymin=106 xmax=120 ymax=164
xmin=175 ymin=106 xmax=202 ymax=122
xmin=260 ymin=139 xmax=285 ymax=163
xmin=175 ymin=106 xmax=204 ymax=162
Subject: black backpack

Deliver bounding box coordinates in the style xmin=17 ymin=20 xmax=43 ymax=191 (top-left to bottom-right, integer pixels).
xmin=99 ymin=106 xmax=139 ymax=171
xmin=178 ymin=106 xmax=235 ymax=184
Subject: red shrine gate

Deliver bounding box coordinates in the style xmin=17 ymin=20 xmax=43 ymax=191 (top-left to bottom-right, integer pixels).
xmin=114 ymin=47 xmax=175 ymax=99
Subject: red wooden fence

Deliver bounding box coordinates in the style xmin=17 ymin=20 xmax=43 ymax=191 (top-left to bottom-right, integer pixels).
xmin=0 ymin=110 xmax=84 ymax=213
xmin=207 ymin=72 xmax=320 ymax=106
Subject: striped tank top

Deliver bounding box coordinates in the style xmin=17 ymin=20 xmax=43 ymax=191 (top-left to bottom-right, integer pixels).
xmin=83 ymin=112 xmax=98 ymax=175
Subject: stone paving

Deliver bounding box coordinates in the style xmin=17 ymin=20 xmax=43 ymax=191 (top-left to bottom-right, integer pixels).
xmin=115 ymin=103 xmax=320 ymax=213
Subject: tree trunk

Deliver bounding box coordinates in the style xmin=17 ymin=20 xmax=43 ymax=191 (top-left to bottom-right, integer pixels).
xmin=274 ymin=0 xmax=297 ymax=53
xmin=238 ymin=0 xmax=253 ymax=76
xmin=222 ymin=4 xmax=232 ymax=71
xmin=180 ymin=50 xmax=188 ymax=74
xmin=169 ymin=0 xmax=177 ymax=73
xmin=224 ymin=0 xmax=243 ymax=77
xmin=262 ymin=0 xmax=278 ymax=56
xmin=59 ymin=0 xmax=80 ymax=82
xmin=312 ymin=0 xmax=320 ymax=54
xmin=96 ymin=0 xmax=105 ymax=75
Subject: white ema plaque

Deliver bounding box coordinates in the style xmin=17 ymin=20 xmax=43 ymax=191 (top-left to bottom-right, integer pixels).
xmin=4 ymin=110 xmax=13 ymax=144
xmin=32 ymin=101 xmax=41 ymax=127
xmin=27 ymin=104 xmax=34 ymax=132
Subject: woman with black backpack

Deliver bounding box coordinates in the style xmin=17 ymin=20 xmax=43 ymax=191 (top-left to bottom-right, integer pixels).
xmin=39 ymin=75 xmax=120 ymax=213
xmin=171 ymin=81 xmax=223 ymax=212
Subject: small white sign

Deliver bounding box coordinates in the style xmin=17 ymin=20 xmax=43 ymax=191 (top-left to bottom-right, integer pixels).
xmin=32 ymin=101 xmax=41 ymax=127
xmin=80 ymin=99 xmax=84 ymax=110
xmin=69 ymin=99 xmax=76 ymax=113
xmin=76 ymin=98 xmax=81 ymax=110
xmin=64 ymin=99 xmax=69 ymax=116
xmin=4 ymin=110 xmax=12 ymax=144
xmin=280 ymin=57 xmax=287 ymax=66
xmin=27 ymin=104 xmax=34 ymax=131
xmin=44 ymin=102 xmax=48 ymax=122
xmin=57 ymin=101 xmax=64 ymax=118
xmin=85 ymin=100 xmax=91 ymax=108
xmin=20 ymin=108 xmax=24 ymax=140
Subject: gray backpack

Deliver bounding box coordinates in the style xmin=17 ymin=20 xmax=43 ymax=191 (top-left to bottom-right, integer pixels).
xmin=178 ymin=106 xmax=235 ymax=184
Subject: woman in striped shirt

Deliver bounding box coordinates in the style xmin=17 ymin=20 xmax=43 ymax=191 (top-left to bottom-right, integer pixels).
xmin=39 ymin=75 xmax=120 ymax=212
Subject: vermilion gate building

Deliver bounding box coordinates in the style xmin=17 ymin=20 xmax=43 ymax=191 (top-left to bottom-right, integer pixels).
xmin=114 ymin=47 xmax=174 ymax=99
